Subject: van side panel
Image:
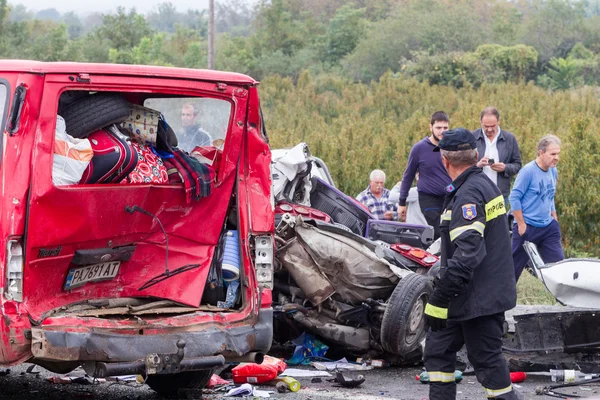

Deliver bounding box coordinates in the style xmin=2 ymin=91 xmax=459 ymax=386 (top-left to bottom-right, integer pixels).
xmin=0 ymin=73 xmax=45 ymax=365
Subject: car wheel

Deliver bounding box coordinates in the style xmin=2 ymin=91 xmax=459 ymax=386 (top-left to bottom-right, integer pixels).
xmin=146 ymin=369 xmax=213 ymax=398
xmin=61 ymin=93 xmax=130 ymax=138
xmin=380 ymin=273 xmax=433 ymax=355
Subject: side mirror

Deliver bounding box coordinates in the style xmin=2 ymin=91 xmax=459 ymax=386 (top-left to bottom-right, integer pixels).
xmin=7 ymin=84 xmax=27 ymax=136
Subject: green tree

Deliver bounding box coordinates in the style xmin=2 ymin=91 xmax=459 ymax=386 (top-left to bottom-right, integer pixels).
xmin=215 ymin=0 xmax=253 ymax=36
xmin=490 ymin=3 xmax=523 ymax=45
xmin=96 ymin=7 xmax=152 ymax=51
xmin=320 ymin=5 xmax=365 ymax=65
xmin=183 ymin=41 xmax=207 ymax=68
xmin=62 ymin=11 xmax=83 ymax=39
xmin=35 ymin=8 xmax=60 ymax=21
xmin=26 ymin=21 xmax=69 ymax=61
xmin=475 ymin=44 xmax=538 ymax=83
xmin=146 ymin=2 xmax=180 ymax=33
xmin=8 ymin=4 xmax=33 ymax=22
xmin=543 ymin=56 xmax=584 ymax=90
xmin=344 ymin=0 xmax=489 ymax=82
xmin=520 ymin=0 xmax=587 ymax=65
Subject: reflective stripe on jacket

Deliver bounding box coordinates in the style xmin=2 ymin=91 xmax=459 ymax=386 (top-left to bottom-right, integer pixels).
xmin=439 ymin=166 xmax=517 ymax=320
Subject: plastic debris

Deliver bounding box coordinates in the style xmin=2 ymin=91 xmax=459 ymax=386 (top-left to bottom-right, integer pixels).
xmin=224 ymin=383 xmax=273 ymax=398
xmin=207 ymin=373 xmax=231 ymax=388
xmin=274 ymin=376 xmax=301 ymax=392
xmin=332 ymin=371 xmax=365 ymax=388
xmin=280 ymin=368 xmax=331 ymax=378
xmin=510 ymin=372 xmax=527 ymax=383
xmin=232 ymin=355 xmax=286 ymax=384
xmin=287 ymin=332 xmax=329 ymax=366
xmin=311 ymin=358 xmax=372 ymax=371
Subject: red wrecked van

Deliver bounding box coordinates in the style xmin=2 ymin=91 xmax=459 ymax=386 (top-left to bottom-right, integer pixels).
xmin=0 ymin=61 xmax=273 ymax=397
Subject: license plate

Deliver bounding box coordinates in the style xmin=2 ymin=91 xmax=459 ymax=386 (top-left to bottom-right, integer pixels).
xmin=64 ymin=261 xmax=120 ymax=290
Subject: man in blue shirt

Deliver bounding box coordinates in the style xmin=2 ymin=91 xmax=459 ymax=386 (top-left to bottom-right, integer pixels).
xmin=509 ymin=135 xmax=564 ymax=281
xmin=356 ymin=169 xmax=397 ymax=220
xmin=398 ymin=111 xmax=452 ymax=239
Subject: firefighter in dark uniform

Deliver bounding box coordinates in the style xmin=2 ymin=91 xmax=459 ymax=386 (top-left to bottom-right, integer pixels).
xmin=423 ymin=128 xmax=518 ymax=400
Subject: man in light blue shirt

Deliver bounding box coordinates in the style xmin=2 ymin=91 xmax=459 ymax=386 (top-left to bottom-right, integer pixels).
xmin=509 ymin=135 xmax=564 ymax=281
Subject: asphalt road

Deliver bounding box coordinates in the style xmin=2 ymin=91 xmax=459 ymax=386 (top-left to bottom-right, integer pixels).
xmin=2 ymin=362 xmax=600 ymax=400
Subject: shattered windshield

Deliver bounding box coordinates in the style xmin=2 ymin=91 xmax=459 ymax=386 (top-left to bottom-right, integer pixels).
xmin=145 ymin=97 xmax=231 ymax=152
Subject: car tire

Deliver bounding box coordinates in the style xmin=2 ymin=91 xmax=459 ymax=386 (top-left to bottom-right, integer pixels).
xmin=380 ymin=273 xmax=433 ymax=355
xmin=61 ymin=93 xmax=131 ymax=138
xmin=146 ymin=369 xmax=213 ymax=398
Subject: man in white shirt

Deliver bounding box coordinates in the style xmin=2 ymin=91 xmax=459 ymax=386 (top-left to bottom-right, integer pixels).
xmin=472 ymin=107 xmax=522 ymax=207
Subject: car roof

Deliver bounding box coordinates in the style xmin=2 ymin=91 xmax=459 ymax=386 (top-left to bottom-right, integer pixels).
xmin=0 ymin=60 xmax=258 ymax=86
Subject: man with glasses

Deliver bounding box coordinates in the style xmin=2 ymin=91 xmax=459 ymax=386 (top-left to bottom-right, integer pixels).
xmin=356 ymin=169 xmax=397 ymax=220
xmin=473 ymin=107 xmax=522 ymax=207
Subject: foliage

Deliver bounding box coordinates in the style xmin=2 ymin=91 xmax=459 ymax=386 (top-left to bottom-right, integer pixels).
xmin=542 ymin=56 xmax=584 ymax=90
xmin=516 ymin=272 xmax=557 ymax=305
xmin=403 ymin=44 xmax=538 ymax=88
xmin=519 ymin=0 xmax=587 ymax=65
xmin=403 ymin=51 xmax=485 ymax=89
xmin=474 ymin=44 xmax=539 ymax=83
xmin=260 ymin=71 xmax=600 ymax=256
xmin=3 ymin=0 xmax=600 ymax=87
xmin=319 ymin=5 xmax=366 ymax=65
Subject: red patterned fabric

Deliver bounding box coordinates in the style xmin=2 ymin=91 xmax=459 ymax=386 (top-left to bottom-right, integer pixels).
xmin=122 ymin=142 xmax=169 ymax=184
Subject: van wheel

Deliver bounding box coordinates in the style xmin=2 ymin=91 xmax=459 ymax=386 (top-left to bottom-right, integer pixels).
xmin=146 ymin=369 xmax=213 ymax=398
xmin=61 ymin=93 xmax=130 ymax=138
xmin=380 ymin=273 xmax=433 ymax=355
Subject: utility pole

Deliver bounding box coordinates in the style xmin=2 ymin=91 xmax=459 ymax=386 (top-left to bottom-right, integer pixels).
xmin=208 ymin=0 xmax=215 ymax=69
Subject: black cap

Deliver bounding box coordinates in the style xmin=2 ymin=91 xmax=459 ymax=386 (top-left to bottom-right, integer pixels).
xmin=433 ymin=128 xmax=477 ymax=152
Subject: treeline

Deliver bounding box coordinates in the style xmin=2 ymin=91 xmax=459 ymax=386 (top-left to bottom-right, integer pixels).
xmin=260 ymin=72 xmax=600 ymax=256
xmin=3 ymin=0 xmax=600 ymax=89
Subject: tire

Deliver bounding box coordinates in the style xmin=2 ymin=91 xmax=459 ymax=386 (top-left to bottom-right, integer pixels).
xmin=380 ymin=273 xmax=433 ymax=355
xmin=61 ymin=93 xmax=131 ymax=138
xmin=146 ymin=369 xmax=213 ymax=398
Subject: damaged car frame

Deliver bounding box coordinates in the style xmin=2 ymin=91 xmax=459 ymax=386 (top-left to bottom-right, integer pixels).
xmin=270 ymin=144 xmax=438 ymax=362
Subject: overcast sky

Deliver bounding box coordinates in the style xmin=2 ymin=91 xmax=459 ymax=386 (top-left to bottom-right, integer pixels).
xmin=16 ymin=0 xmax=216 ymax=13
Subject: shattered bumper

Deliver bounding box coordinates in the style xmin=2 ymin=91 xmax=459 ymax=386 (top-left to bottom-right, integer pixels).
xmin=30 ymin=309 xmax=273 ymax=363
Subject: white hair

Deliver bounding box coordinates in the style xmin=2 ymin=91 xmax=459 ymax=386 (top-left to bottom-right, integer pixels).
xmin=370 ymin=169 xmax=386 ymax=181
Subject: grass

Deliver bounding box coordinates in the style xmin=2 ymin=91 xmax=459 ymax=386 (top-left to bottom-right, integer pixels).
xmin=516 ymin=271 xmax=557 ymax=305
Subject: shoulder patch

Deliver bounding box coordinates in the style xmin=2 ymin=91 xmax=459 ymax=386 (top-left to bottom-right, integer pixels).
xmin=462 ymin=204 xmax=477 ymax=220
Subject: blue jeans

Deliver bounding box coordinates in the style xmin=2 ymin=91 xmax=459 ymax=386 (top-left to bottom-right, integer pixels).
xmin=512 ymin=219 xmax=564 ymax=281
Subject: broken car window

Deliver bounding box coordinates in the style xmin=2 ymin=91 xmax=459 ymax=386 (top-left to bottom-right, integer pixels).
xmin=144 ymin=97 xmax=231 ymax=153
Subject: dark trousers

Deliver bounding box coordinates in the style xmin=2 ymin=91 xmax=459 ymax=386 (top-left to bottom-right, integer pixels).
xmin=424 ymin=313 xmax=517 ymax=400
xmin=512 ymin=219 xmax=564 ymax=281
xmin=418 ymin=192 xmax=445 ymax=240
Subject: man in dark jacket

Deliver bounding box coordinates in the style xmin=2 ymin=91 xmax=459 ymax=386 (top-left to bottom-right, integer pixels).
xmin=472 ymin=107 xmax=521 ymax=207
xmin=397 ymin=111 xmax=452 ymax=239
xmin=423 ymin=128 xmax=518 ymax=400
xmin=179 ymin=102 xmax=212 ymax=152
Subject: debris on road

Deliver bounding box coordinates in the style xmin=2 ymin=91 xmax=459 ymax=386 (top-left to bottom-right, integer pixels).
xmin=311 ymin=358 xmax=372 ymax=371
xmin=224 ymin=383 xmax=273 ymax=398
xmin=331 ymin=371 xmax=365 ymax=388
xmin=279 ymin=368 xmax=332 ymax=378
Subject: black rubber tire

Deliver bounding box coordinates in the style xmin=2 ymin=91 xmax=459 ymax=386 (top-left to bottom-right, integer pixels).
xmin=146 ymin=369 xmax=213 ymax=398
xmin=380 ymin=273 xmax=433 ymax=355
xmin=61 ymin=93 xmax=131 ymax=138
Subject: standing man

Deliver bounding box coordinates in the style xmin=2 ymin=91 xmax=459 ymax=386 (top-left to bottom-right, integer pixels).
xmin=178 ymin=102 xmax=212 ymax=152
xmin=356 ymin=170 xmax=396 ymax=220
xmin=509 ymin=135 xmax=564 ymax=282
xmin=423 ymin=128 xmax=518 ymax=400
xmin=398 ymin=111 xmax=452 ymax=239
xmin=472 ymin=107 xmax=522 ymax=206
